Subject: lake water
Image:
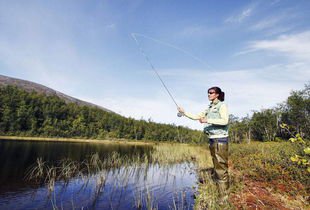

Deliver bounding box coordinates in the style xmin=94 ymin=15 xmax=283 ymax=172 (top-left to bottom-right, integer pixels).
xmin=0 ymin=140 xmax=198 ymax=209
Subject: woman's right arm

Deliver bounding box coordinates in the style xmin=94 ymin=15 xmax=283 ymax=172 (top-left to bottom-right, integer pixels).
xmin=178 ymin=107 xmax=206 ymax=120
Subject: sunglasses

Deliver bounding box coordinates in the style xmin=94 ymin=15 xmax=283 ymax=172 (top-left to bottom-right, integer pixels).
xmin=208 ymin=91 xmax=216 ymax=94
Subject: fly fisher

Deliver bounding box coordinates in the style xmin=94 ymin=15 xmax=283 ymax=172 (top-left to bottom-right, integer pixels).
xmin=177 ymin=86 xmax=229 ymax=201
xmin=132 ymin=33 xmax=230 ymax=203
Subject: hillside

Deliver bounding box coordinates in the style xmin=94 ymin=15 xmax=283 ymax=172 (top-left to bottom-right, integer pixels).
xmin=0 ymin=82 xmax=201 ymax=142
xmin=0 ymin=74 xmax=113 ymax=113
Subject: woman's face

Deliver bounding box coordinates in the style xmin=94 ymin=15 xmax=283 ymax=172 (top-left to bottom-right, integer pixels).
xmin=208 ymin=89 xmax=219 ymax=101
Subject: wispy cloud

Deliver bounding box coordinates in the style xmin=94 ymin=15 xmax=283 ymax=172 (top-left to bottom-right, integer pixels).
xmin=270 ymin=0 xmax=281 ymax=6
xmin=225 ymin=4 xmax=256 ymax=24
xmin=179 ymin=25 xmax=221 ymax=38
xmin=249 ymin=7 xmax=300 ymax=36
xmin=246 ymin=31 xmax=310 ymax=61
xmin=250 ymin=14 xmax=288 ymax=31
xmin=105 ymin=23 xmax=116 ymax=30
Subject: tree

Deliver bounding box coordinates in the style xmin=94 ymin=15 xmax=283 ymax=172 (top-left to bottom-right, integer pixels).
xmin=251 ymin=109 xmax=278 ymax=141
xmin=283 ymin=84 xmax=310 ymax=138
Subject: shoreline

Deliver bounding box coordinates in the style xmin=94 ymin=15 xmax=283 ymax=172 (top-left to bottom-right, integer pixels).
xmin=0 ymin=136 xmax=155 ymax=146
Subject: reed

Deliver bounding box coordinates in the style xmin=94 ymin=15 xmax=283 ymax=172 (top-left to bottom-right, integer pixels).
xmin=195 ymin=170 xmax=236 ymax=210
xmin=25 ymin=158 xmax=46 ymax=182
xmin=134 ymin=188 xmax=143 ymax=209
xmin=171 ymin=190 xmax=190 ymax=210
xmin=25 ymin=143 xmax=207 ymax=209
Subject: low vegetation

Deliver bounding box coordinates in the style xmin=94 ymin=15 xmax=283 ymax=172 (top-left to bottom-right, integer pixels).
xmin=194 ymin=141 xmax=309 ymax=209
xmin=229 ymin=141 xmax=308 ymax=209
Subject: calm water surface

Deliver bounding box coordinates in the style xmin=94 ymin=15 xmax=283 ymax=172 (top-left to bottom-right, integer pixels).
xmin=0 ymin=140 xmax=198 ymax=209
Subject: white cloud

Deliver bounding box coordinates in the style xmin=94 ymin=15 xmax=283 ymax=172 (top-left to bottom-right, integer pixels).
xmin=247 ymin=31 xmax=310 ymax=61
xmin=225 ymin=4 xmax=255 ymax=23
xmin=105 ymin=23 xmax=116 ymax=30
xmin=249 ymin=8 xmax=300 ymax=36
xmin=250 ymin=14 xmax=290 ymax=31
xmin=270 ymin=0 xmax=281 ymax=6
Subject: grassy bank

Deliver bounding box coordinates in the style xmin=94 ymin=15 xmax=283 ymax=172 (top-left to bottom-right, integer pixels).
xmin=195 ymin=141 xmax=309 ymax=209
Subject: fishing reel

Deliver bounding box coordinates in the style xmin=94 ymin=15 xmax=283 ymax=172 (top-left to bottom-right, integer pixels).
xmin=177 ymin=112 xmax=184 ymax=117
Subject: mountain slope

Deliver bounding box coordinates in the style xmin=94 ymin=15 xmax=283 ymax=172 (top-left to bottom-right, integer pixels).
xmin=0 ymin=74 xmax=113 ymax=113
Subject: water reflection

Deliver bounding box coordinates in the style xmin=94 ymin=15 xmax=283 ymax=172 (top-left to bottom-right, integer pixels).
xmin=0 ymin=140 xmax=198 ymax=209
xmin=0 ymin=140 xmax=152 ymax=190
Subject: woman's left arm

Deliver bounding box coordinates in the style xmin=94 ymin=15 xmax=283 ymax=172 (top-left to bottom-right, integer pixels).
xmin=206 ymin=104 xmax=229 ymax=125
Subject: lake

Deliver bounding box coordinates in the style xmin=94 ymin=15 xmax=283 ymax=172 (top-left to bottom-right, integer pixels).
xmin=0 ymin=139 xmax=203 ymax=210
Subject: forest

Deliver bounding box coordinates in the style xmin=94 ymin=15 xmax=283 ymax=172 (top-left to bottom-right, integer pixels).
xmin=0 ymin=84 xmax=309 ymax=143
xmin=0 ymin=85 xmax=201 ymax=142
xmin=229 ymin=83 xmax=309 ymax=142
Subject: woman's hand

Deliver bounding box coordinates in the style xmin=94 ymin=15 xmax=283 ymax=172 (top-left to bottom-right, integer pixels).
xmin=177 ymin=107 xmax=185 ymax=114
xmin=199 ymin=117 xmax=207 ymax=123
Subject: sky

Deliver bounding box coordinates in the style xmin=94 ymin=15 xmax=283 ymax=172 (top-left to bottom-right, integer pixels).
xmin=0 ymin=0 xmax=309 ymax=130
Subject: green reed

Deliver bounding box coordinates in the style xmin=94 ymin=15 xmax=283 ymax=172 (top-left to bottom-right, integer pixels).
xmin=25 ymin=143 xmax=209 ymax=209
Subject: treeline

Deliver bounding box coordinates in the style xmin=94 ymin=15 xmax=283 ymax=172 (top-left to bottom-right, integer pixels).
xmin=0 ymin=86 xmax=201 ymax=142
xmin=229 ymin=83 xmax=310 ymax=142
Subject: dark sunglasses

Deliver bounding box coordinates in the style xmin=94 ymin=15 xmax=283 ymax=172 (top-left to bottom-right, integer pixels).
xmin=208 ymin=91 xmax=216 ymax=94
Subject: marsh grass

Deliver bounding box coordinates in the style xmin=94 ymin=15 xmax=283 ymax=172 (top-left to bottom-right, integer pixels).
xmin=134 ymin=187 xmax=143 ymax=209
xmin=25 ymin=143 xmax=204 ymax=209
xmin=194 ymin=170 xmax=232 ymax=210
xmin=171 ymin=190 xmax=191 ymax=210
xmin=25 ymin=158 xmax=46 ymax=181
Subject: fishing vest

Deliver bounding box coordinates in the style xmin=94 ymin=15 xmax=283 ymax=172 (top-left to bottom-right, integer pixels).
xmin=203 ymin=101 xmax=229 ymax=138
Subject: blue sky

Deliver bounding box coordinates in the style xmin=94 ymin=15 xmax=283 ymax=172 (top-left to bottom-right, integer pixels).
xmin=1 ymin=0 xmax=310 ymax=130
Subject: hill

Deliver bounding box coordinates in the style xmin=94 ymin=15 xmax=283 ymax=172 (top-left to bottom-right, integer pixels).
xmin=0 ymin=74 xmax=113 ymax=113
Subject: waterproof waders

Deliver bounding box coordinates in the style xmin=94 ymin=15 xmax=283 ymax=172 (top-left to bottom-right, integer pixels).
xmin=209 ymin=138 xmax=229 ymax=197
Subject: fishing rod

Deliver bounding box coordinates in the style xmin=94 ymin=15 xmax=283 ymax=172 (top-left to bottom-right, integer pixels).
xmin=131 ymin=33 xmax=184 ymax=117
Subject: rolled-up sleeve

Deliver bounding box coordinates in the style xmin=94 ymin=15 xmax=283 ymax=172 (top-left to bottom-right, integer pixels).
xmin=184 ymin=111 xmax=206 ymax=120
xmin=207 ymin=104 xmax=229 ymax=125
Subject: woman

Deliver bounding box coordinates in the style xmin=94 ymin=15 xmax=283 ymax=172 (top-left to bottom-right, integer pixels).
xmin=177 ymin=86 xmax=229 ymax=194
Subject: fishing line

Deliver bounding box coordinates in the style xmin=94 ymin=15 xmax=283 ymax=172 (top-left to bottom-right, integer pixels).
xmin=131 ymin=33 xmax=210 ymax=117
xmin=132 ymin=33 xmax=208 ymax=139
xmin=131 ymin=33 xmax=180 ymax=109
xmin=132 ymin=33 xmax=213 ymax=70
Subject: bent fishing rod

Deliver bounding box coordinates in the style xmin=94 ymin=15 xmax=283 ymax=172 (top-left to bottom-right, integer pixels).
xmin=131 ymin=33 xmax=184 ymax=117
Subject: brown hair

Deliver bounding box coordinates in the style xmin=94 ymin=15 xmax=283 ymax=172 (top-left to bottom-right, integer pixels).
xmin=208 ymin=86 xmax=225 ymax=101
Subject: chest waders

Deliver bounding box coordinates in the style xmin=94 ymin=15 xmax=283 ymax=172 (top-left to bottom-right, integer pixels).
xmin=209 ymin=137 xmax=229 ymax=198
xmin=205 ymin=102 xmax=229 ymax=198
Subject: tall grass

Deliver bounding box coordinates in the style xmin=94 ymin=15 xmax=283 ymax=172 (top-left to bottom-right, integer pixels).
xmin=25 ymin=143 xmax=204 ymax=209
